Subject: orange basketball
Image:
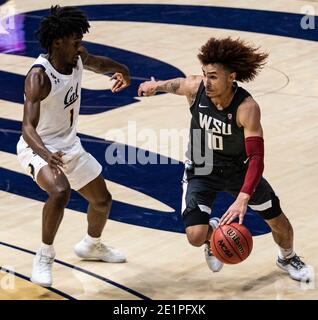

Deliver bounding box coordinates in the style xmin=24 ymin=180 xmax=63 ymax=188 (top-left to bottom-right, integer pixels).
xmin=210 ymin=223 xmax=253 ymax=264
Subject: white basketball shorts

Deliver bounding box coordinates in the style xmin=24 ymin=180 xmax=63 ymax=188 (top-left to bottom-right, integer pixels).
xmin=16 ymin=137 xmax=102 ymax=190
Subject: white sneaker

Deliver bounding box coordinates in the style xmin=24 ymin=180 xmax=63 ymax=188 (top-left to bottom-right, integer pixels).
xmin=205 ymin=217 xmax=224 ymax=272
xmin=74 ymin=238 xmax=126 ymax=263
xmin=276 ymin=254 xmax=314 ymax=282
xmin=30 ymin=250 xmax=54 ymax=287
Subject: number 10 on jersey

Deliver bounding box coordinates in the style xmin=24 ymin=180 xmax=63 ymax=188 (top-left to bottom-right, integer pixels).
xmin=208 ymin=132 xmax=223 ymax=150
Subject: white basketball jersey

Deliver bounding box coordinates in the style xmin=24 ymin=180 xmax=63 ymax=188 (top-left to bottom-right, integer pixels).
xmin=21 ymin=54 xmax=83 ymax=149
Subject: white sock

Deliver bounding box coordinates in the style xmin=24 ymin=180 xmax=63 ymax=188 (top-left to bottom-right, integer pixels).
xmin=85 ymin=234 xmax=101 ymax=245
xmin=278 ymin=246 xmax=295 ymax=260
xmin=40 ymin=243 xmax=55 ymax=257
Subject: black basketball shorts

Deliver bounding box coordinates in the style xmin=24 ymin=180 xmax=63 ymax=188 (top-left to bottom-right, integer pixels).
xmin=181 ymin=165 xmax=283 ymax=228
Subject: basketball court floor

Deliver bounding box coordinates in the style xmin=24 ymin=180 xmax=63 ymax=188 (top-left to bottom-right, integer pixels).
xmin=0 ymin=0 xmax=317 ymax=299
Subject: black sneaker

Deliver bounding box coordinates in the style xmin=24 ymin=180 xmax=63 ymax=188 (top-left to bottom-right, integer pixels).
xmin=276 ymin=254 xmax=313 ymax=282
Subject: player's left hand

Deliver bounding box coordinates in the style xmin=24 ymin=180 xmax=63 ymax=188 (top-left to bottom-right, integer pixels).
xmin=220 ymin=193 xmax=250 ymax=225
xmin=110 ymin=72 xmax=131 ymax=92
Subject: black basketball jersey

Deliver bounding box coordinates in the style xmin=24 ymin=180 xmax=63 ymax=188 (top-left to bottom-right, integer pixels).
xmin=186 ymin=81 xmax=251 ymax=167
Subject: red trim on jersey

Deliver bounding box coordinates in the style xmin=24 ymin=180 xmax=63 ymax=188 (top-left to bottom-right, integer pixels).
xmin=240 ymin=136 xmax=264 ymax=196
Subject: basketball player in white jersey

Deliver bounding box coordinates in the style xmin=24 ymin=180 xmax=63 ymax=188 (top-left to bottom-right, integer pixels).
xmin=16 ymin=6 xmax=130 ymax=287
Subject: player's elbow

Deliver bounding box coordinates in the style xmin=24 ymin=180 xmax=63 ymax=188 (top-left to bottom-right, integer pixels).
xmin=22 ymin=123 xmax=36 ymax=143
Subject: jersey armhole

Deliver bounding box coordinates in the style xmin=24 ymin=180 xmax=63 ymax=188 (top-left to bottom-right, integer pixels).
xmin=189 ymin=80 xmax=205 ymax=110
xmin=25 ymin=65 xmax=52 ymax=101
xmin=25 ymin=64 xmax=46 ymax=78
xmin=234 ymin=90 xmax=252 ymax=129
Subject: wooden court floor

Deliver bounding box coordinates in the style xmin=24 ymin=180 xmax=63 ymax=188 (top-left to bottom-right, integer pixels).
xmin=0 ymin=0 xmax=317 ymax=299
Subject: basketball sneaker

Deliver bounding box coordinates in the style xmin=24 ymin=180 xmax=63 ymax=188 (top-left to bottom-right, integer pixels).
xmin=30 ymin=249 xmax=55 ymax=287
xmin=205 ymin=217 xmax=223 ymax=272
xmin=74 ymin=237 xmax=126 ymax=263
xmin=276 ymin=254 xmax=313 ymax=282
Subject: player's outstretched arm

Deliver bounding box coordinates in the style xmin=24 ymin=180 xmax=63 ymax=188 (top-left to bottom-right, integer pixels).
xmin=79 ymin=46 xmax=130 ymax=93
xmin=138 ymin=75 xmax=202 ymax=106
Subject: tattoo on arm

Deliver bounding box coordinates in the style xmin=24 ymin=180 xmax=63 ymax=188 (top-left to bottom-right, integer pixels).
xmin=157 ymin=78 xmax=181 ymax=94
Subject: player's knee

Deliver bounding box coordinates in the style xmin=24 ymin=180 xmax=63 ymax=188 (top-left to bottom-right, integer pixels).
xmin=50 ymin=187 xmax=71 ymax=207
xmin=268 ymin=216 xmax=281 ymax=229
xmin=268 ymin=212 xmax=293 ymax=232
xmin=186 ymin=228 xmax=206 ymax=247
xmin=91 ymin=191 xmax=112 ymax=214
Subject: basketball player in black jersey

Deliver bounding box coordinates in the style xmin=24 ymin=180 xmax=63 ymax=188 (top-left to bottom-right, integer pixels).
xmin=138 ymin=37 xmax=312 ymax=282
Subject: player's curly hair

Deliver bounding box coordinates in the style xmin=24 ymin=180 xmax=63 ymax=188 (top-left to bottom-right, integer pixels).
xmin=197 ymin=37 xmax=268 ymax=82
xmin=35 ymin=5 xmax=90 ymax=51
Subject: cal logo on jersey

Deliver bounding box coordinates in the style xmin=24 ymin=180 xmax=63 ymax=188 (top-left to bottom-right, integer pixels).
xmin=64 ymin=83 xmax=79 ymax=109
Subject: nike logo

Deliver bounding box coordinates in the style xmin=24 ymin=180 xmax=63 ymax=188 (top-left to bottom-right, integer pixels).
xmin=199 ymin=103 xmax=209 ymax=108
xmin=243 ymin=157 xmax=250 ymax=164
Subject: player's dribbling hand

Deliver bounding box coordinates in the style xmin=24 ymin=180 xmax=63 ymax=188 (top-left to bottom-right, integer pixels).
xmin=110 ymin=72 xmax=131 ymax=93
xmin=220 ymin=197 xmax=248 ymax=225
xmin=138 ymin=77 xmax=157 ymax=96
